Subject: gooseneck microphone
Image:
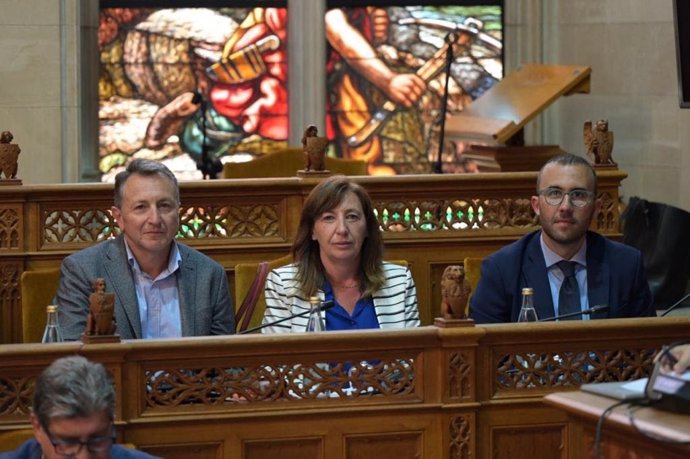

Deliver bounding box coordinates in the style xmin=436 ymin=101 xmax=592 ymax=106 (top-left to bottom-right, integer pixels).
xmin=538 ymin=304 xmax=610 ymax=322
xmin=660 ymin=292 xmax=690 ymax=317
xmin=240 ymin=301 xmax=335 ymax=335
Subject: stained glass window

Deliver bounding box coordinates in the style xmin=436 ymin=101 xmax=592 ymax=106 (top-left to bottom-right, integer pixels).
xmin=97 ymin=1 xmax=502 ymax=180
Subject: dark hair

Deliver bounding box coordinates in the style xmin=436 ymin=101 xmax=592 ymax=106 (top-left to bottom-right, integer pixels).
xmin=293 ymin=176 xmax=384 ymax=297
xmin=33 ymin=355 xmax=115 ymax=430
xmin=114 ymin=159 xmax=179 ymax=208
xmin=537 ymin=153 xmax=598 ymax=194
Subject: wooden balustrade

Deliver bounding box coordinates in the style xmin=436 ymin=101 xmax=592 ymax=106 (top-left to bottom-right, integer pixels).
xmin=0 ymin=171 xmax=627 ymax=342
xmin=0 ymin=317 xmax=686 ymax=458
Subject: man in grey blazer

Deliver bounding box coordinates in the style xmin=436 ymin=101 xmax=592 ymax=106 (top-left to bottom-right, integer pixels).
xmin=56 ymin=159 xmax=234 ymax=340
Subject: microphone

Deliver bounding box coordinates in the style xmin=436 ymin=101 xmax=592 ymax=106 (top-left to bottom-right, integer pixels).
xmin=239 ymin=300 xmax=335 ymax=335
xmin=538 ymin=304 xmax=610 ymax=322
xmin=432 ymin=32 xmax=457 ymax=174
xmin=660 ymin=292 xmax=690 ymax=317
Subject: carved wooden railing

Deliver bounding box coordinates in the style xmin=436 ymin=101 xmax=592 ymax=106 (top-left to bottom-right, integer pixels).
xmin=0 ymin=317 xmax=686 ymax=459
xmin=0 ymin=170 xmax=626 ymax=342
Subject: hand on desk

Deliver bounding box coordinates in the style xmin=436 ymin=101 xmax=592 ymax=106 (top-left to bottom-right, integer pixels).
xmin=655 ymin=343 xmax=690 ymax=374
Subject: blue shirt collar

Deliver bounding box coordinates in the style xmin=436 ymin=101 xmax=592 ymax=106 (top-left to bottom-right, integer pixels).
xmin=540 ymin=231 xmax=587 ymax=269
xmin=124 ymin=239 xmax=181 ymax=280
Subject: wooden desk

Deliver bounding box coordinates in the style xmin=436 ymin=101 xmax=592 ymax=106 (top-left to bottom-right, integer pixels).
xmin=0 ymin=171 xmax=627 ymax=342
xmin=1 ymin=317 xmax=688 ymax=458
xmin=545 ymin=390 xmax=690 ymax=459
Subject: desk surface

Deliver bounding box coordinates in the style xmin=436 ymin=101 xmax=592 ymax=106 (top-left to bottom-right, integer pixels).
xmin=545 ymin=390 xmax=690 ymax=450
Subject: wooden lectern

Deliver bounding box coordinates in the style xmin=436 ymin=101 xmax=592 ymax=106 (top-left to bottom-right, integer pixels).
xmin=446 ymin=64 xmax=592 ymax=171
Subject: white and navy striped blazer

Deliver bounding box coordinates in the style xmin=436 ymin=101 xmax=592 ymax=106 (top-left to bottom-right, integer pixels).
xmin=262 ymin=262 xmax=420 ymax=333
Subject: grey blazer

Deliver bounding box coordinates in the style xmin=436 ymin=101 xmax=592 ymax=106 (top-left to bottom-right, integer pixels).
xmin=56 ymin=235 xmax=234 ymax=340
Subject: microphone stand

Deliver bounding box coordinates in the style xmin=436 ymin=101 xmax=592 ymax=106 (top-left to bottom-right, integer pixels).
xmin=660 ymin=292 xmax=690 ymax=316
xmin=433 ymin=32 xmax=456 ymax=174
xmin=193 ymin=92 xmax=222 ymax=180
xmin=240 ymin=301 xmax=335 ymax=335
xmin=539 ymin=305 xmax=610 ymax=322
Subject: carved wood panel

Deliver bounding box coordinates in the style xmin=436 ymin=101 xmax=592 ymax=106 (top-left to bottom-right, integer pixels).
xmin=245 ymin=438 xmax=321 ymax=459
xmin=449 ymin=413 xmax=473 ymax=459
xmin=143 ymin=442 xmax=222 ymax=459
xmin=0 ymin=205 xmax=22 ymax=250
xmin=375 ymin=198 xmax=537 ymax=232
xmin=448 ymin=350 xmax=473 ymax=400
xmin=493 ymin=347 xmax=656 ymax=394
xmin=492 ymin=424 xmax=565 ymax=459
xmin=43 ymin=208 xmax=117 ymax=244
xmin=40 ymin=203 xmax=282 ymax=246
xmin=0 ymin=375 xmax=33 ymax=421
xmin=142 ymin=357 xmax=418 ymax=411
xmin=595 ymin=191 xmax=617 ymax=232
xmin=345 ymin=432 xmax=422 ymax=459
xmin=0 ymin=260 xmax=21 ymax=343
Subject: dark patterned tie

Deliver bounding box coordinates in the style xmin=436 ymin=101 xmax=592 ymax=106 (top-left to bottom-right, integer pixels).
xmin=557 ymin=260 xmax=582 ymax=320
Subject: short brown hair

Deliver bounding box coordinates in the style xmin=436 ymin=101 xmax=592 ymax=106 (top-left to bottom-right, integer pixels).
xmin=114 ymin=159 xmax=179 ymax=208
xmin=537 ymin=153 xmax=598 ymax=194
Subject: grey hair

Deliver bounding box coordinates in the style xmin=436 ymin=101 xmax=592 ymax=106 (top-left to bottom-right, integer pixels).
xmin=113 ymin=159 xmax=179 ymax=208
xmin=536 ymin=153 xmax=597 ymax=194
xmin=33 ymin=356 xmax=115 ymax=429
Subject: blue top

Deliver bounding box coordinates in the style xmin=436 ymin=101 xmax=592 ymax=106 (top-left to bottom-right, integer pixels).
xmin=323 ymin=281 xmax=380 ymax=331
xmin=0 ymin=438 xmax=160 ymax=459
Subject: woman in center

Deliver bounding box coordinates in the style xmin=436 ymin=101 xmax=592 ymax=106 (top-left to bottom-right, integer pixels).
xmin=262 ymin=175 xmax=420 ymax=332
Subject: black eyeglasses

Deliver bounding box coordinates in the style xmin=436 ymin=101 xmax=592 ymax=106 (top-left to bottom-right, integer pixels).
xmin=46 ymin=422 xmax=114 ymax=457
xmin=538 ymin=188 xmax=595 ymax=208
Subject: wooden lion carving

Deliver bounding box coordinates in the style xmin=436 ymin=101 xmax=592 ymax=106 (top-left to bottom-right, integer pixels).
xmin=84 ymin=278 xmax=117 ymax=336
xmin=584 ymin=119 xmax=615 ymax=166
xmin=441 ymin=265 xmax=472 ymax=319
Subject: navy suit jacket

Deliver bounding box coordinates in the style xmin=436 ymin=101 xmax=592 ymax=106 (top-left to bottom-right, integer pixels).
xmin=469 ymin=231 xmax=655 ymax=323
xmin=56 ymin=235 xmax=234 ymax=340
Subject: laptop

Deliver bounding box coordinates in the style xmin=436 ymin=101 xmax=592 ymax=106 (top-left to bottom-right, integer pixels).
xmin=581 ymin=378 xmax=649 ymax=401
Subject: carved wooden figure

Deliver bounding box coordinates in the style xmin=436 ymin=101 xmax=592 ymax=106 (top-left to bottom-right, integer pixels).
xmin=441 ymin=265 xmax=472 ymax=319
xmin=85 ymin=278 xmax=117 ymax=336
xmin=0 ymin=131 xmax=20 ymax=180
xmin=584 ymin=119 xmax=615 ymax=166
xmin=301 ymin=125 xmax=328 ymax=172
xmin=305 ymin=136 xmax=329 ymax=172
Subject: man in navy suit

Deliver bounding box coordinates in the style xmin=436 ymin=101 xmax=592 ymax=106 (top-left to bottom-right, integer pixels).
xmin=469 ymin=153 xmax=654 ymax=323
xmin=0 ymin=356 xmax=158 ymax=459
xmin=56 ymin=159 xmax=234 ymax=340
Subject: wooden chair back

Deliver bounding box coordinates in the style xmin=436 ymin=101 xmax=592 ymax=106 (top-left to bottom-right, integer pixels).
xmin=463 ymin=257 xmax=483 ymax=316
xmin=223 ymin=148 xmax=368 ymax=178
xmin=234 ymin=254 xmax=293 ymax=333
xmin=20 ymin=268 xmax=61 ymax=343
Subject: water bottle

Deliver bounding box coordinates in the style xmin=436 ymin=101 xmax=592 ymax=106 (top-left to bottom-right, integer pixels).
xmin=517 ymin=288 xmax=538 ymax=322
xmin=306 ymin=296 xmax=325 ymax=332
xmin=41 ymin=305 xmax=64 ymax=343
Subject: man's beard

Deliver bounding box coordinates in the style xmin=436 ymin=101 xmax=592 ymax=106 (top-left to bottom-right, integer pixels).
xmin=540 ymin=214 xmax=592 ymax=247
